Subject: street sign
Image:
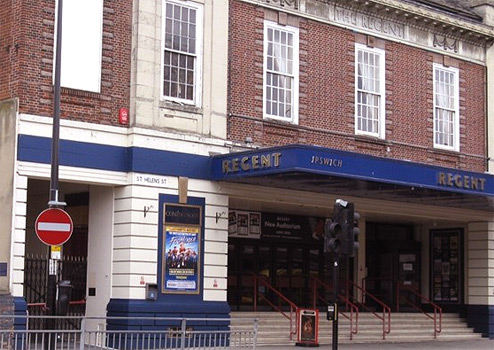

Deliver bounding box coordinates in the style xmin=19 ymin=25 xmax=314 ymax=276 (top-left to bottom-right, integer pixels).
xmin=35 ymin=208 xmax=73 ymax=246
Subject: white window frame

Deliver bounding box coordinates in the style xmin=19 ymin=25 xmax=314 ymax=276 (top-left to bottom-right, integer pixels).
xmin=263 ymin=21 xmax=299 ymax=124
xmin=161 ymin=0 xmax=203 ymax=107
xmin=354 ymin=44 xmax=386 ymax=139
xmin=433 ymin=63 xmax=460 ymax=151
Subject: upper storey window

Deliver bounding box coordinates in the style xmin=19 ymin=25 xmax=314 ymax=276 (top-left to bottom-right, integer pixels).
xmin=55 ymin=0 xmax=103 ymax=92
xmin=162 ymin=1 xmax=203 ymax=106
xmin=433 ymin=64 xmax=459 ymax=151
xmin=263 ymin=21 xmax=299 ymax=124
xmin=355 ymin=44 xmax=385 ymax=138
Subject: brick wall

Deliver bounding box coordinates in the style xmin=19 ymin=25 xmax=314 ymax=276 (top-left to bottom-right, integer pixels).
xmin=0 ymin=1 xmax=15 ymax=101
xmin=1 ymin=0 xmax=131 ymax=126
xmin=0 ymin=294 xmax=13 ymax=329
xmin=228 ymin=1 xmax=487 ymax=172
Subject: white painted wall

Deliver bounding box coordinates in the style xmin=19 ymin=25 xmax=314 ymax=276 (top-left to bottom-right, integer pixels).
xmin=111 ymin=176 xmax=229 ymax=301
xmin=85 ymin=185 xmax=114 ymax=318
xmin=467 ymin=222 xmax=494 ymax=305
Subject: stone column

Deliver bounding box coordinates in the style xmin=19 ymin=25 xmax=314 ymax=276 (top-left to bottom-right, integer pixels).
xmin=466 ymin=221 xmax=494 ymax=339
xmin=469 ymin=1 xmax=494 ymax=173
xmin=0 ymin=99 xmax=18 ymax=312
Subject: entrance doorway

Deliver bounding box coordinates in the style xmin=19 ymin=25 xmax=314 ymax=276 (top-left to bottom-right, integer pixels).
xmin=23 ymin=179 xmax=89 ymax=317
xmin=227 ymin=238 xmax=327 ymax=310
xmin=365 ymin=222 xmax=421 ymax=311
xmin=227 ymin=239 xmax=355 ymax=311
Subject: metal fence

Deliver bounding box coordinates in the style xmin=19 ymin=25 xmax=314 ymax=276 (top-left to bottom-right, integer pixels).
xmin=0 ymin=316 xmax=258 ymax=350
xmin=24 ymin=255 xmax=87 ymax=310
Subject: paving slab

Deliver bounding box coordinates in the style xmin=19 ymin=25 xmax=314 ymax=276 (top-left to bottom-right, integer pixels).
xmin=257 ymin=338 xmax=494 ymax=350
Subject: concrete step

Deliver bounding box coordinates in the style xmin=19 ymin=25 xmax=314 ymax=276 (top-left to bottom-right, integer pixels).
xmin=230 ymin=311 xmax=483 ymax=346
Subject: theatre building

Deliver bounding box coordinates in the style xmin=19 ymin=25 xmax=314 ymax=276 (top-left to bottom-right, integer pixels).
xmin=224 ymin=0 xmax=494 ymax=340
xmin=0 ymin=0 xmax=494 ymax=345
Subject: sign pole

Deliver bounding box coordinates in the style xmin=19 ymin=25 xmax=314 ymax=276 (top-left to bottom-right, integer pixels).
xmin=332 ymin=257 xmax=339 ymax=350
xmin=49 ymin=0 xmax=65 ymax=208
xmin=46 ymin=1 xmax=64 ymax=342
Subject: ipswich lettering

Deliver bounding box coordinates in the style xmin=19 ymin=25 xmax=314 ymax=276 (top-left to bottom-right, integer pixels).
xmin=222 ymin=152 xmax=282 ymax=174
xmin=310 ymin=156 xmax=343 ymax=168
xmin=437 ymin=172 xmax=486 ymax=191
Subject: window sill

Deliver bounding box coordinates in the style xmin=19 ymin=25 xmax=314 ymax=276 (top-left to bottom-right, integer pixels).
xmin=159 ymin=100 xmax=203 ymax=114
xmin=430 ymin=147 xmax=460 ymax=156
xmin=354 ymin=134 xmax=389 ymax=146
xmin=263 ymin=116 xmax=298 ymax=128
xmin=61 ymin=87 xmax=101 ymax=99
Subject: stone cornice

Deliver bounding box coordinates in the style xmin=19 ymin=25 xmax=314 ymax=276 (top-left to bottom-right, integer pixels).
xmin=262 ymin=0 xmax=494 ymax=42
xmin=335 ymin=0 xmax=494 ymax=41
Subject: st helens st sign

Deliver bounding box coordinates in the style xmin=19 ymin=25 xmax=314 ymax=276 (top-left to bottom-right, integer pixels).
xmin=35 ymin=208 xmax=73 ymax=246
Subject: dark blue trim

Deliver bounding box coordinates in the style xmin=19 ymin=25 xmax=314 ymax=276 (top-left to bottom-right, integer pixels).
xmin=212 ymin=145 xmax=494 ymax=196
xmin=467 ymin=305 xmax=494 ymax=339
xmin=17 ymin=135 xmax=131 ymax=172
xmin=106 ymin=298 xmax=230 ymax=319
xmin=18 ymin=135 xmax=494 ymax=196
xmin=17 ymin=135 xmax=211 ymax=179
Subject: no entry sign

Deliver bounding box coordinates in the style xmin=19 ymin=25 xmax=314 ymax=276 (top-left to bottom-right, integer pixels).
xmin=35 ymin=208 xmax=73 ymax=246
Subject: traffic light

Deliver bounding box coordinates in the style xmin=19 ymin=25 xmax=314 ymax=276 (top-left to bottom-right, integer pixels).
xmin=324 ymin=218 xmax=340 ymax=254
xmin=324 ymin=200 xmax=345 ymax=254
xmin=325 ymin=200 xmax=360 ymax=257
xmin=343 ymin=202 xmax=360 ymax=258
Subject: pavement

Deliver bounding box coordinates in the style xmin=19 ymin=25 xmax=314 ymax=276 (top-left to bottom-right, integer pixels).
xmin=256 ymin=338 xmax=494 ymax=349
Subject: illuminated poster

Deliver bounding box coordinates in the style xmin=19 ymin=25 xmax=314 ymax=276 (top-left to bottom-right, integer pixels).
xmin=431 ymin=229 xmax=462 ymax=303
xmin=163 ymin=226 xmax=200 ymax=294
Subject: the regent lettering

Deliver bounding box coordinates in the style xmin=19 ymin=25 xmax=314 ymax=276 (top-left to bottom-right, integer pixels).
xmin=437 ymin=172 xmax=486 ymax=191
xmin=222 ymin=152 xmax=282 ymax=174
xmin=310 ymin=156 xmax=343 ymax=168
xmin=333 ymin=6 xmax=405 ymax=39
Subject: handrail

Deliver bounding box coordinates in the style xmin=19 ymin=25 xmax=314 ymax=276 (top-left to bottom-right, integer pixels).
xmin=310 ymin=276 xmax=359 ymax=340
xmin=27 ymin=300 xmax=87 ymax=309
xmin=353 ymin=278 xmax=392 ymax=339
xmin=396 ymin=283 xmax=442 ymax=338
xmin=250 ymin=273 xmax=299 ymax=340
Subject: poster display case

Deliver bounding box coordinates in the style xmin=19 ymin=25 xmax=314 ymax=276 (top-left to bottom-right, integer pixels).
xmin=430 ymin=229 xmax=463 ymax=304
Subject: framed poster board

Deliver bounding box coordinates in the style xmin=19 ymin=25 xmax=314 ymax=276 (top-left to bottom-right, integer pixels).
xmin=162 ymin=204 xmax=202 ymax=294
xmin=430 ymin=229 xmax=463 ymax=303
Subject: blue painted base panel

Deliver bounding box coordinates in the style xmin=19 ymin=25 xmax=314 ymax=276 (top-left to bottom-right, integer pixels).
xmin=106 ymin=298 xmax=231 ymax=328
xmin=466 ymin=305 xmax=494 ymax=339
xmin=106 ymin=299 xmax=231 ymax=349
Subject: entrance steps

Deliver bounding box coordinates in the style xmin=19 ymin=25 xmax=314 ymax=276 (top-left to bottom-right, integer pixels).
xmin=230 ymin=311 xmax=483 ymax=346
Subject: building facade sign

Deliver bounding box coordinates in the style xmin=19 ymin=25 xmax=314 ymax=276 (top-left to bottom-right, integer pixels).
xmin=228 ymin=210 xmax=325 ymax=242
xmin=437 ymin=172 xmax=487 ymax=192
xmin=162 ymin=204 xmax=202 ymax=294
xmin=302 ymin=0 xmax=485 ymax=62
xmin=329 ymin=5 xmax=405 ymax=39
xmin=212 ymin=145 xmax=494 ymax=197
xmin=221 ymin=152 xmax=282 ymax=174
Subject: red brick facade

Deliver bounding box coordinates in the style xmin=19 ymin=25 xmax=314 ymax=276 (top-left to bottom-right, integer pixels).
xmin=0 ymin=0 xmax=132 ymax=126
xmin=227 ymin=1 xmax=487 ymax=172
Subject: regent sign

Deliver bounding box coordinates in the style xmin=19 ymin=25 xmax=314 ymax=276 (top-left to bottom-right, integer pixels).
xmin=437 ymin=172 xmax=486 ymax=192
xmin=221 ymin=152 xmax=282 ymax=174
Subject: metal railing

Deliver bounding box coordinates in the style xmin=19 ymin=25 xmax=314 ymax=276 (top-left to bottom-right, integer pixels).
xmin=250 ymin=273 xmax=298 ymax=340
xmin=396 ymin=283 xmax=442 ymax=338
xmin=352 ymin=279 xmax=392 ymax=340
xmin=24 ymin=255 xmax=87 ymax=308
xmin=0 ymin=315 xmax=258 ymax=350
xmin=310 ymin=276 xmax=359 ymax=340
